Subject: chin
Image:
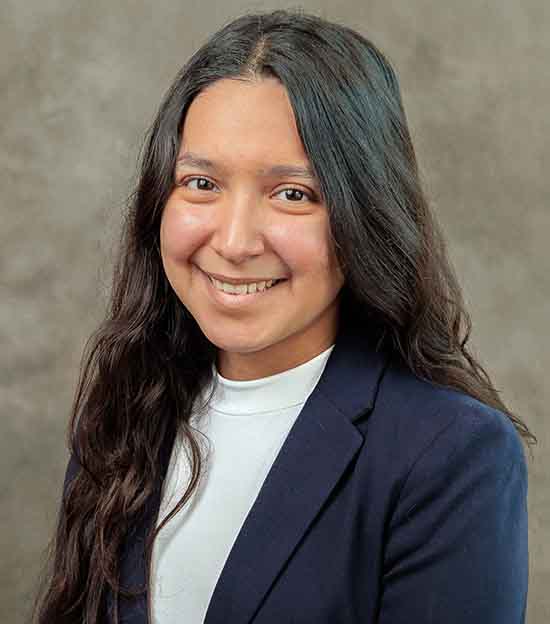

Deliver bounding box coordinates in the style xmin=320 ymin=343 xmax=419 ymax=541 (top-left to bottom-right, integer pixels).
xmin=198 ymin=324 xmax=269 ymax=353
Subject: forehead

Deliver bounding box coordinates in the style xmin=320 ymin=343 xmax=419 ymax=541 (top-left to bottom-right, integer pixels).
xmin=179 ymin=77 xmax=310 ymax=168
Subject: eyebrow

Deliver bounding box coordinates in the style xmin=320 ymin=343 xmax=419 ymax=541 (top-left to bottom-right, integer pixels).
xmin=175 ymin=151 xmax=317 ymax=182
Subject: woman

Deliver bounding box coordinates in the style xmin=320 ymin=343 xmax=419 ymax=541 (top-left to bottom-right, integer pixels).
xmin=33 ymin=8 xmax=535 ymax=624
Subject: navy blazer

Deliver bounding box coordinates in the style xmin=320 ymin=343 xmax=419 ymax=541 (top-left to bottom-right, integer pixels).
xmin=62 ymin=319 xmax=528 ymax=623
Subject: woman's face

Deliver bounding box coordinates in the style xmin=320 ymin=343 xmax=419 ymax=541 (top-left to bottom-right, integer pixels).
xmin=160 ymin=77 xmax=345 ymax=380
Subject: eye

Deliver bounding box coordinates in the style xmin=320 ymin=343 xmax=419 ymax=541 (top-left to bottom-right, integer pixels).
xmin=178 ymin=176 xmax=218 ymax=192
xmin=273 ymin=187 xmax=314 ymax=202
xmin=176 ymin=176 xmax=315 ymax=203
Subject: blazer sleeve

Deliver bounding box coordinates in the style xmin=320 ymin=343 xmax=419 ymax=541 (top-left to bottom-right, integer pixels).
xmin=377 ymin=402 xmax=529 ymax=624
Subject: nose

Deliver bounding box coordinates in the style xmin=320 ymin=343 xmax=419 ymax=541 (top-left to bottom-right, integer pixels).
xmin=210 ymin=197 xmax=265 ymax=263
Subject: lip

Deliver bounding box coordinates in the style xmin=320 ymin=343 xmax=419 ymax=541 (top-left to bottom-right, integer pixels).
xmin=200 ymin=267 xmax=287 ymax=308
xmin=202 ymin=270 xmax=288 ymax=285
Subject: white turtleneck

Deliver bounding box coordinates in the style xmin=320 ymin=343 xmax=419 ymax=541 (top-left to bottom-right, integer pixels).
xmin=150 ymin=344 xmax=335 ymax=624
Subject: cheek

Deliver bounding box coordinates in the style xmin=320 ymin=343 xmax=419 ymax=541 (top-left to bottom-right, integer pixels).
xmin=272 ymin=219 xmax=338 ymax=276
xmin=160 ymin=201 xmax=209 ymax=261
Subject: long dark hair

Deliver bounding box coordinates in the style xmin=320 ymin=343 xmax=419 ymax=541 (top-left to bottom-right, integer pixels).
xmin=32 ymin=8 xmax=536 ymax=623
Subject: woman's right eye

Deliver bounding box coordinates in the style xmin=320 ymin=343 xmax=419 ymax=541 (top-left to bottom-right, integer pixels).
xmin=177 ymin=176 xmax=217 ymax=192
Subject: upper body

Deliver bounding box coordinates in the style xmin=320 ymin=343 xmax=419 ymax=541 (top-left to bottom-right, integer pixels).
xmin=47 ymin=10 xmax=533 ymax=624
xmin=61 ymin=318 xmax=529 ymax=623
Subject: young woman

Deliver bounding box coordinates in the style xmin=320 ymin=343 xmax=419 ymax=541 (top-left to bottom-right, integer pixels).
xmin=33 ymin=9 xmax=536 ymax=624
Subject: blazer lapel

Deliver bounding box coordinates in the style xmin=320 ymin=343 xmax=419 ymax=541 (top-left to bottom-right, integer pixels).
xmin=204 ymin=321 xmax=391 ymax=624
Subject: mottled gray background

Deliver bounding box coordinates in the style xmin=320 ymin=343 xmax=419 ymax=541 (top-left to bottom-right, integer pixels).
xmin=1 ymin=0 xmax=548 ymax=622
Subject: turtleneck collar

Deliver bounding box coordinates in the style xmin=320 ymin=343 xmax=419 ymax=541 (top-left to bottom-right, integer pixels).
xmin=207 ymin=344 xmax=336 ymax=416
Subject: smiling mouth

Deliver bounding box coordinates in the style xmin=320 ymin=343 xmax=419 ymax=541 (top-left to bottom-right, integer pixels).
xmin=207 ymin=274 xmax=288 ymax=295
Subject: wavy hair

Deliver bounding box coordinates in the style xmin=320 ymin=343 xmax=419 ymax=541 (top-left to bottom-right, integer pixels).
xmin=32 ymin=8 xmax=536 ymax=624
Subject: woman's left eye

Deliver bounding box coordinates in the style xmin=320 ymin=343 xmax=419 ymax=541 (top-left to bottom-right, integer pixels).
xmin=274 ymin=188 xmax=313 ymax=202
xmin=178 ymin=177 xmax=313 ymax=202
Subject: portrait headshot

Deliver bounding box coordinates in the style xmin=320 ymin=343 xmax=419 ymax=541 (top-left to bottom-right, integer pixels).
xmin=1 ymin=3 xmax=547 ymax=624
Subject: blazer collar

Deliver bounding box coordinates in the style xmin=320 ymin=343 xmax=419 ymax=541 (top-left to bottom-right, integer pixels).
xmin=116 ymin=319 xmax=391 ymax=624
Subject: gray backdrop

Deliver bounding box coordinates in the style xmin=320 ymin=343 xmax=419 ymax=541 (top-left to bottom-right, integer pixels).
xmin=1 ymin=1 xmax=548 ymax=622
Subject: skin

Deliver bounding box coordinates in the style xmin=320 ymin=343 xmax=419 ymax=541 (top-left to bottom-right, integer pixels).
xmin=160 ymin=76 xmax=345 ymax=381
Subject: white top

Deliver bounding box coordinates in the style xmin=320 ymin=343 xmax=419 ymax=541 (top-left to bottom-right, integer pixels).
xmin=150 ymin=344 xmax=336 ymax=624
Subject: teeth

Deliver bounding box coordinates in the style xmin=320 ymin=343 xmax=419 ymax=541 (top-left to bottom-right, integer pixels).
xmin=210 ymin=277 xmax=281 ymax=294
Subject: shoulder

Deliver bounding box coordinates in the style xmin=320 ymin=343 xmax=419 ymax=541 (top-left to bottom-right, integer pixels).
xmin=360 ymin=358 xmax=529 ymax=623
xmin=364 ymin=355 xmax=527 ymax=491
